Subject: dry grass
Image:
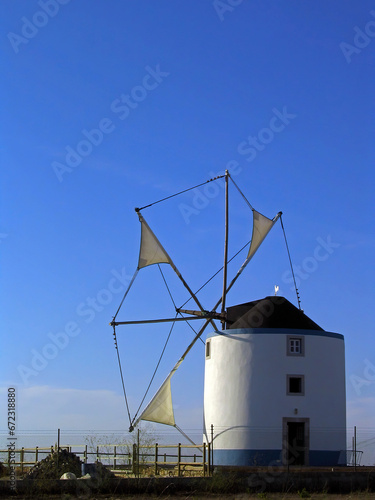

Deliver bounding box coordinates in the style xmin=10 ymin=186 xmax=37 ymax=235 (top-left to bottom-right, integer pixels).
xmin=1 ymin=493 xmax=375 ymax=499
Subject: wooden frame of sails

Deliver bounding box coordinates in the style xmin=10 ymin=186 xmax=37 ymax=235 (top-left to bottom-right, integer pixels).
xmin=110 ymin=170 xmax=282 ymax=439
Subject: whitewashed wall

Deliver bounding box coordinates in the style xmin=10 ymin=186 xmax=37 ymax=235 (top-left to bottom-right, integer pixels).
xmin=203 ymin=328 xmax=346 ymax=459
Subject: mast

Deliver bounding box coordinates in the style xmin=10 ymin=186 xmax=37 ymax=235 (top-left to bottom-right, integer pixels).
xmin=220 ymin=170 xmax=229 ymax=329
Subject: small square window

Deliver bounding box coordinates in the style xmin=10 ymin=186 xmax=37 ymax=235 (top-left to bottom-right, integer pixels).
xmin=287 ymin=375 xmax=305 ymax=395
xmin=287 ymin=336 xmax=304 ymax=356
xmin=290 ymin=338 xmax=301 ymax=353
xmin=205 ymin=340 xmax=211 ymax=359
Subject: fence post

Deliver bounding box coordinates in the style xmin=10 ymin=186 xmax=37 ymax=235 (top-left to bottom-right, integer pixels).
xmin=177 ymin=443 xmax=181 ymax=477
xmin=57 ymin=428 xmax=60 ymax=474
xmin=203 ymin=443 xmax=206 ymax=477
xmin=21 ymin=447 xmax=24 ymax=474
xmin=207 ymin=442 xmax=211 ymax=476
xmin=35 ymin=446 xmax=38 ymax=464
xmin=211 ymin=424 xmax=214 ymax=474
xmin=113 ymin=445 xmax=117 ymax=470
xmin=132 ymin=443 xmax=137 ymax=475
xmin=137 ymin=428 xmax=140 ymax=477
xmin=84 ymin=445 xmax=87 ymax=464
xmin=96 ymin=445 xmax=99 ymax=462
xmin=154 ymin=443 xmax=158 ymax=476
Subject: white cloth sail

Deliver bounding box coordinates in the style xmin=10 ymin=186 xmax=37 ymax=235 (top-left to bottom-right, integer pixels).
xmin=247 ymin=209 xmax=277 ymax=260
xmin=137 ymin=375 xmax=175 ymax=426
xmin=138 ymin=214 xmax=172 ymax=269
xmin=133 ymin=357 xmax=185 ymax=427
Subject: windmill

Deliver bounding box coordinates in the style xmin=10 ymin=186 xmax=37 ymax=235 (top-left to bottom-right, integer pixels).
xmin=109 ymin=171 xmax=346 ymax=466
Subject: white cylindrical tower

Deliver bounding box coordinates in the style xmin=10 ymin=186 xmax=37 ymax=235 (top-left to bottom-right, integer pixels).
xmin=203 ymin=296 xmax=346 ymax=466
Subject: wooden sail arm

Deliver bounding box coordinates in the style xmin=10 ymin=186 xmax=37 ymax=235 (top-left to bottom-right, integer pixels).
xmin=110 ymin=316 xmax=209 ymax=327
xmin=176 ymin=308 xmax=225 ymax=320
xmin=221 ymin=170 xmax=229 ymax=328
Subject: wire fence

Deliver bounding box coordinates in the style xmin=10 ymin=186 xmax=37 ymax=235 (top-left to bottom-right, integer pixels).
xmin=1 ymin=427 xmax=374 ymax=469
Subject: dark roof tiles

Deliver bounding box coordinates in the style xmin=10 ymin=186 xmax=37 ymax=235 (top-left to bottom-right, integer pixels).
xmin=226 ymin=296 xmax=324 ymax=331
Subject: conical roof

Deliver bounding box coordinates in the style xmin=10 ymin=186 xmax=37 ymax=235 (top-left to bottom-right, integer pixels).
xmin=226 ymin=296 xmax=323 ymax=331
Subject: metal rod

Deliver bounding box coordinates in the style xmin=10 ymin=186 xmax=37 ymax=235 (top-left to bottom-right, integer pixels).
xmin=354 ymin=425 xmax=357 ymax=470
xmin=221 ymin=170 xmax=229 ymax=328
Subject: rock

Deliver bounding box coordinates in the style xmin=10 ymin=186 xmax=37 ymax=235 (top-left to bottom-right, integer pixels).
xmin=60 ymin=471 xmax=77 ymax=480
xmin=78 ymin=473 xmax=92 ymax=480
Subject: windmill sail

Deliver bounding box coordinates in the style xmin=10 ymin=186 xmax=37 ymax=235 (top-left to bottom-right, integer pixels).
xmin=135 ymin=374 xmax=175 ymax=427
xmin=138 ymin=213 xmax=172 ymax=268
xmin=132 ymin=360 xmax=182 ymax=428
xmin=247 ymin=209 xmax=278 ymax=260
xmin=212 ymin=210 xmax=282 ymax=310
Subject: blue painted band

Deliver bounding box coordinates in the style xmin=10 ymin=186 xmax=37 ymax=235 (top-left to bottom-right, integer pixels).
xmin=207 ymin=328 xmax=344 ymax=340
xmin=213 ymin=449 xmax=281 ymax=466
xmin=213 ymin=449 xmax=344 ymax=466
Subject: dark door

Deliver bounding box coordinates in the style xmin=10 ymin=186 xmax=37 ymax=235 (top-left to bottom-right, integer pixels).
xmin=287 ymin=422 xmax=305 ymax=465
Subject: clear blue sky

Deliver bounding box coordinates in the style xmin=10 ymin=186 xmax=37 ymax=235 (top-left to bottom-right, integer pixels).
xmin=1 ymin=0 xmax=374 ymax=461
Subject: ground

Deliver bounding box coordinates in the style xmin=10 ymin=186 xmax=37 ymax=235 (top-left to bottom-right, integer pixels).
xmin=1 ymin=493 xmax=375 ymax=499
